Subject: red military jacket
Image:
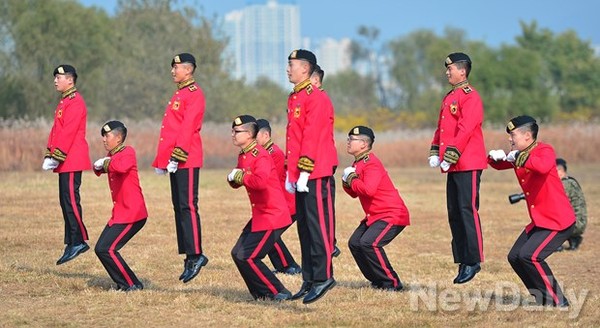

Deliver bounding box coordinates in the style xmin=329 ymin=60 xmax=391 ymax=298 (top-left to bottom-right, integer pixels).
xmin=94 ymin=144 xmax=148 ymax=226
xmin=488 ymin=142 xmax=575 ymax=232
xmin=46 ymin=87 xmax=91 ymax=172
xmin=286 ymin=79 xmax=338 ymax=182
xmin=431 ymin=81 xmax=487 ymax=172
xmin=229 ymin=141 xmax=292 ymax=232
xmin=264 ymin=139 xmax=296 ymax=215
xmin=152 ymin=79 xmax=205 ymax=169
xmin=343 ymin=152 xmax=410 ymax=227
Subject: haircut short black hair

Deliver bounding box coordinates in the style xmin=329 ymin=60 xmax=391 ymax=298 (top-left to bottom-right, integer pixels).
xmin=520 ymin=121 xmax=539 ymax=139
xmin=454 ymin=61 xmax=472 ymax=77
xmin=556 ymin=158 xmax=567 ymax=172
xmin=313 ymin=65 xmax=324 ymax=82
xmin=243 ymin=122 xmax=258 ymax=139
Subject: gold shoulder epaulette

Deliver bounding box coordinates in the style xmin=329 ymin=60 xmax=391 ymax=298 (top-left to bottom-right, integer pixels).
xmin=306 ymin=84 xmax=313 ymax=95
xmin=68 ymin=93 xmax=76 ymax=99
xmin=462 ymin=85 xmax=473 ymax=94
xmin=251 ymin=148 xmax=259 ymax=157
xmin=363 ymin=155 xmax=370 ymax=163
xmin=188 ymin=84 xmax=198 ymax=92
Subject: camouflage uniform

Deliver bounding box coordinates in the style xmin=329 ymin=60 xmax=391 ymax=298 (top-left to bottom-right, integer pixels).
xmin=561 ymin=176 xmax=587 ymax=236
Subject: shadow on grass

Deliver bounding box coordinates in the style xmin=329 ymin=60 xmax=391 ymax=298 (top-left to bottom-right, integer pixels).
xmin=144 ymin=284 xmax=317 ymax=312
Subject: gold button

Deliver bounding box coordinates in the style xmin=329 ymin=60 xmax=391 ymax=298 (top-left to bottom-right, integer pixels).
xmin=531 ymin=205 xmax=535 ymax=208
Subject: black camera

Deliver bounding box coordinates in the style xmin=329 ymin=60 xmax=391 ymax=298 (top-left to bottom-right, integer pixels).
xmin=508 ymin=193 xmax=525 ymax=204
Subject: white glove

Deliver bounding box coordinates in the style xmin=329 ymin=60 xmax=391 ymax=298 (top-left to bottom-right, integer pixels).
xmin=506 ymin=150 xmax=518 ymax=162
xmin=342 ymin=166 xmax=356 ymax=182
xmin=488 ymin=149 xmax=507 ymax=161
xmin=93 ymin=157 xmax=109 ymax=170
xmin=428 ymin=155 xmax=440 ymax=168
xmin=440 ymin=160 xmax=451 ymax=172
xmin=228 ymin=168 xmax=242 ymax=182
xmin=296 ymin=171 xmax=310 ymax=193
xmin=285 ymin=172 xmax=296 ymax=194
xmin=166 ymin=160 xmax=178 ymax=173
xmin=42 ymin=157 xmax=59 ymax=171
xmin=154 ymin=168 xmax=167 ymax=175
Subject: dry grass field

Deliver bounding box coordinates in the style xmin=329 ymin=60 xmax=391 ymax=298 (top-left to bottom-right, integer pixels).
xmin=1 ymin=164 xmax=599 ymax=327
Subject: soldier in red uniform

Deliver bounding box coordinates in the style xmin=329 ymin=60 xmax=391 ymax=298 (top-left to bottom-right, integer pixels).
xmin=93 ymin=121 xmax=148 ymax=292
xmin=307 ymin=66 xmax=342 ymax=259
xmin=428 ymin=53 xmax=486 ymax=284
xmin=43 ymin=64 xmax=92 ymax=265
xmin=152 ymin=53 xmax=208 ymax=283
xmin=342 ymin=126 xmax=410 ymax=291
xmin=488 ymin=116 xmax=574 ymax=307
xmin=285 ymin=49 xmax=338 ymax=304
xmin=256 ymin=119 xmax=301 ymax=275
xmin=228 ymin=115 xmax=293 ymax=301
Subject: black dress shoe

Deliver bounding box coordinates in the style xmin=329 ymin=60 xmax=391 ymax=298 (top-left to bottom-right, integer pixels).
xmin=303 ymin=278 xmax=336 ymax=304
xmin=56 ymin=245 xmax=72 ymax=265
xmin=182 ymin=254 xmax=209 ymax=283
xmin=568 ymin=236 xmax=583 ymax=250
xmin=123 ymin=283 xmax=144 ymax=292
xmin=271 ymin=289 xmax=293 ymax=301
xmin=291 ymin=281 xmax=312 ymax=300
xmin=56 ymin=242 xmax=89 ymax=265
xmin=283 ymin=263 xmax=302 ymax=275
xmin=455 ymin=263 xmax=481 ymax=284
xmin=453 ymin=264 xmax=465 ymax=284
xmin=179 ymin=259 xmax=189 ymax=280
xmin=332 ymin=245 xmax=341 ymax=258
xmin=378 ymin=282 xmax=404 ymax=292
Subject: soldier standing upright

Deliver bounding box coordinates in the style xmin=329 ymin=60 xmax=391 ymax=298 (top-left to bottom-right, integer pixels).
xmin=285 ymin=49 xmax=338 ymax=304
xmin=152 ymin=53 xmax=208 ymax=283
xmin=43 ymin=64 xmax=91 ymax=265
xmin=428 ymin=53 xmax=486 ymax=284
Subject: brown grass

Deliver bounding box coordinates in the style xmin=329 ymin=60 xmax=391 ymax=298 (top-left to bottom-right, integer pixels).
xmin=1 ymin=165 xmax=599 ymax=327
xmin=2 ymin=120 xmax=599 ymax=171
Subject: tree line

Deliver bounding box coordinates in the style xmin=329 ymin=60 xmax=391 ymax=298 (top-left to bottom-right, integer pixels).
xmin=1 ymin=0 xmax=599 ymax=129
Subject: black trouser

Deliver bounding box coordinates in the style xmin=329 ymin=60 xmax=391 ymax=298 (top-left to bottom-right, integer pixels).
xmin=58 ymin=172 xmax=88 ymax=245
xmin=349 ymin=220 xmax=405 ymax=288
xmin=231 ymin=221 xmax=287 ymax=299
xmin=267 ymin=215 xmax=298 ymax=270
xmin=170 ymin=168 xmax=203 ymax=255
xmin=95 ymin=219 xmax=146 ymax=289
xmin=507 ymin=224 xmax=574 ymax=306
xmin=296 ymin=175 xmax=335 ymax=283
xmin=446 ymin=170 xmax=484 ymax=264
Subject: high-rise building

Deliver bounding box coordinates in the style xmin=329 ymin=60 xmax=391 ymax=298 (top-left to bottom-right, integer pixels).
xmin=224 ymin=0 xmax=301 ymax=89
xmin=314 ymin=38 xmax=353 ymax=76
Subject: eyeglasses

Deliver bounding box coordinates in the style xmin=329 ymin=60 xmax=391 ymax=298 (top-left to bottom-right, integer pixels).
xmin=347 ymin=137 xmax=365 ymax=142
xmin=232 ymin=129 xmax=249 ymax=134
